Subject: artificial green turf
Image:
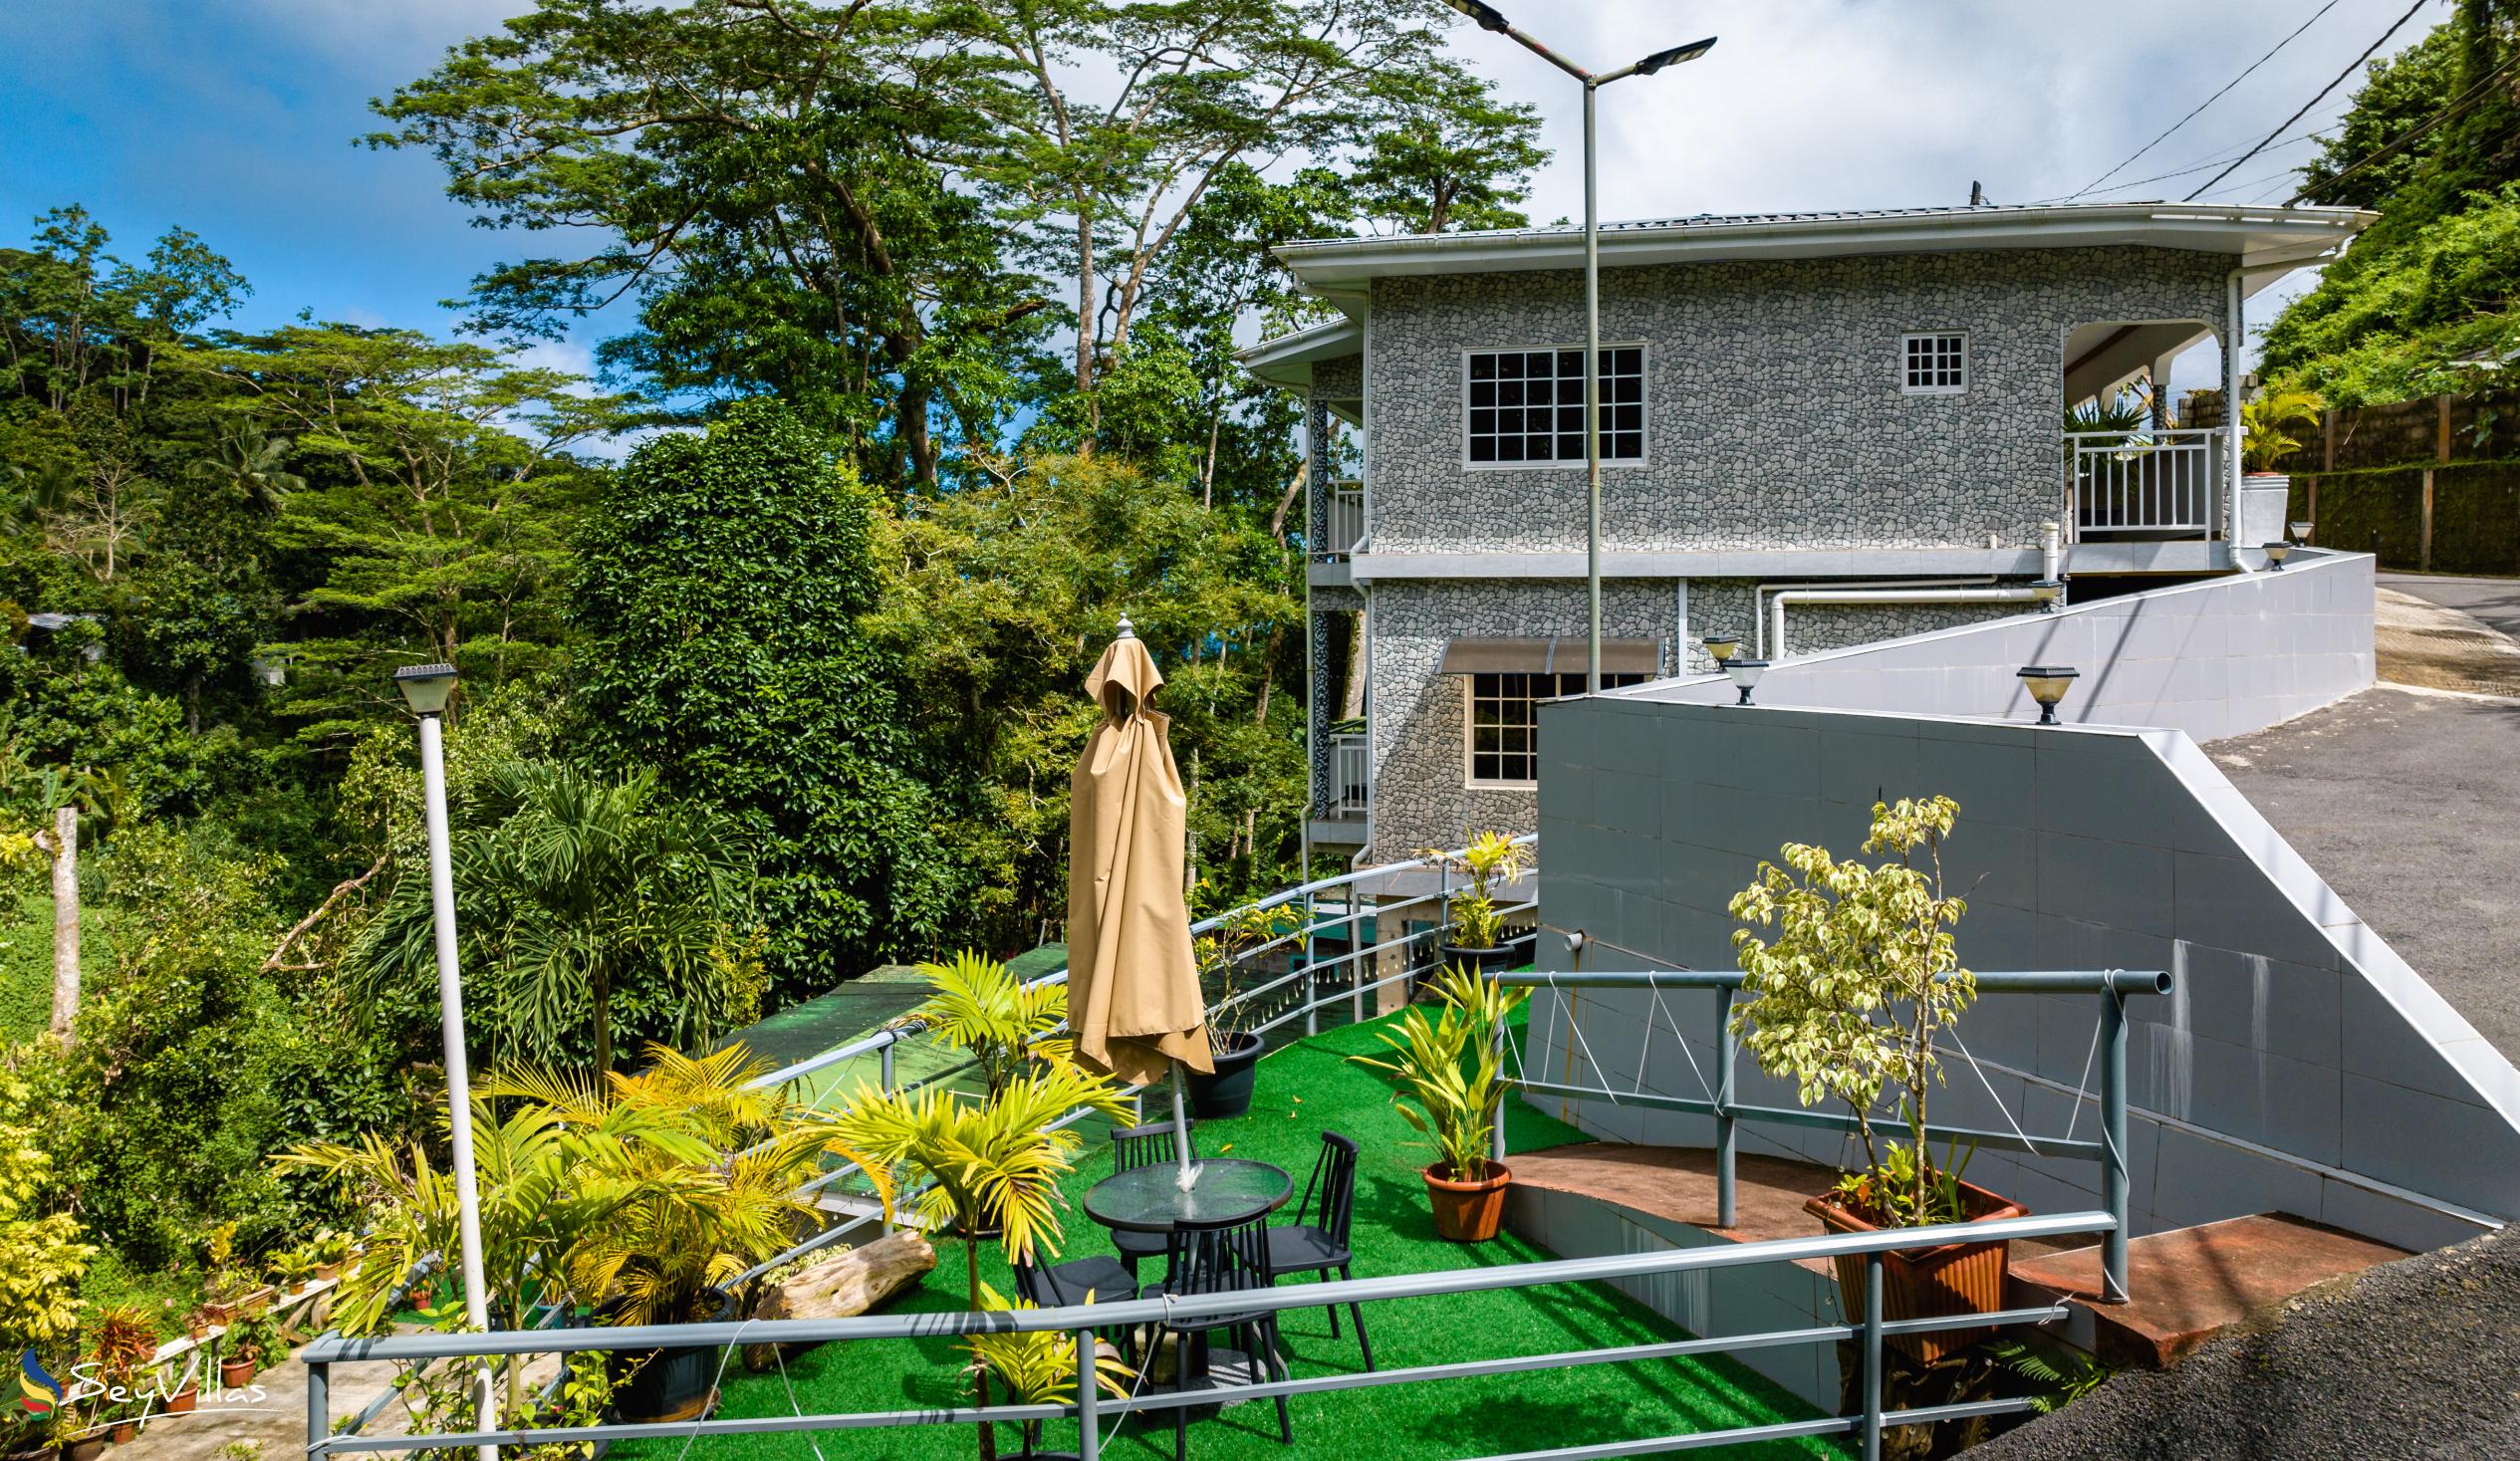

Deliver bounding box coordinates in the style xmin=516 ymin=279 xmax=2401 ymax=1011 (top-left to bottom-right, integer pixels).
xmin=623 ymin=1012 xmax=1839 ymax=1461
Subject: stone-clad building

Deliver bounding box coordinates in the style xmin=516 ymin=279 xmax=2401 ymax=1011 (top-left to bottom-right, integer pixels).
xmin=1239 ymin=202 xmax=2369 ymax=867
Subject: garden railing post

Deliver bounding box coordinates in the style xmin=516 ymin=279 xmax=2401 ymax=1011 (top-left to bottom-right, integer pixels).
xmin=1304 ymin=889 xmax=1320 ymax=1037
xmin=2101 ymin=987 xmax=2130 ymax=1303
xmin=306 ymin=1357 xmax=328 ymax=1461
xmin=1715 ymin=985 xmax=1737 ymax=1230
xmin=1075 ymin=1325 xmax=1101 ymax=1461
xmin=1862 ymin=1254 xmax=1884 ymax=1461
xmin=880 ymin=1039 xmax=898 ymax=1236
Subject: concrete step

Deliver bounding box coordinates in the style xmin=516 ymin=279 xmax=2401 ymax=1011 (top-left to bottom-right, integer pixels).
xmin=2007 ymin=1212 xmax=2409 ymax=1368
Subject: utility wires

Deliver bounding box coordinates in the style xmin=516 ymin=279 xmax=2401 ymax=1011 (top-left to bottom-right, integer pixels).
xmin=2185 ymin=0 xmax=2435 ymax=200
xmin=2067 ymin=0 xmax=2350 ymax=199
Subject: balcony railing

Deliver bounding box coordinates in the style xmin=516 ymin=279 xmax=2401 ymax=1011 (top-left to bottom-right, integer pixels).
xmin=1320 ymin=479 xmax=1364 ymax=558
xmin=1327 ymin=729 xmax=1370 ymax=816
xmin=2068 ymin=426 xmax=2223 ymax=538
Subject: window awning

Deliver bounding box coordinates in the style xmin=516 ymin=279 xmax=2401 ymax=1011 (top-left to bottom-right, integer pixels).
xmin=1436 ymin=635 xmax=1664 ymax=676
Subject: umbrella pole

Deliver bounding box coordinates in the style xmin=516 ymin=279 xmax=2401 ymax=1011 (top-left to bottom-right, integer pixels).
xmin=1169 ymin=1064 xmax=1199 ymax=1190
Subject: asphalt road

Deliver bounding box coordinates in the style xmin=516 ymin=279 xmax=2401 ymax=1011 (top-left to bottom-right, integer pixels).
xmin=2209 ymin=684 xmax=2520 ymax=1064
xmin=2379 ymin=572 xmax=2520 ymax=638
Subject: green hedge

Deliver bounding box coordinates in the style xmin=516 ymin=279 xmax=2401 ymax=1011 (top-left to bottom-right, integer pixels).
xmin=2297 ymin=463 xmax=2520 ymax=574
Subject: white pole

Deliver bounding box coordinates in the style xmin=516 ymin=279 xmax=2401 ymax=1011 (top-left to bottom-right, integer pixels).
xmin=417 ymin=712 xmax=497 ymax=1461
xmin=1583 ymin=79 xmax=1603 ymax=696
xmin=1168 ymin=1065 xmax=1199 ymax=1191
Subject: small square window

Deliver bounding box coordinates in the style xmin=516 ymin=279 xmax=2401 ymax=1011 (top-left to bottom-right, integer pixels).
xmin=1902 ymin=333 xmax=1967 ymax=394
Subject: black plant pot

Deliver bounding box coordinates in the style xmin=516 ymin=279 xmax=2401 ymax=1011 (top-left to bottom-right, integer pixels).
xmin=1440 ymin=943 xmax=1512 ymax=978
xmin=607 ymin=1290 xmax=733 ymax=1424
xmin=1185 ymin=1033 xmax=1264 ymax=1118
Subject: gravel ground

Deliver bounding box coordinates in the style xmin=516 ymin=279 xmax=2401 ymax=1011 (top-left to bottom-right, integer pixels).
xmin=2209 ymin=683 xmax=2520 ymax=1063
xmin=1965 ymin=1224 xmax=2520 ymax=1460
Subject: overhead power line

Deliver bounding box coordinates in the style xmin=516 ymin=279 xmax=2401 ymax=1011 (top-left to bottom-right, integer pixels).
xmin=2052 ymin=123 xmax=2338 ymax=202
xmin=2280 ymin=51 xmax=2520 ymax=203
xmin=2185 ymin=0 xmax=2434 ymax=201
xmin=2067 ymin=0 xmax=2349 ymax=199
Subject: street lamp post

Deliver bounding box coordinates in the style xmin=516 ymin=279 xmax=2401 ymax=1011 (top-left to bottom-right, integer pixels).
xmin=1443 ymin=3 xmax=1715 ymax=692
xmin=391 ymin=663 xmax=496 ymax=1461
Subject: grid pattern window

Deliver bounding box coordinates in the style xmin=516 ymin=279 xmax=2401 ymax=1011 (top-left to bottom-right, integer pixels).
xmin=1466 ymin=348 xmax=1646 ymax=465
xmin=1467 ymin=670 xmax=1647 ymax=785
xmin=1902 ymin=333 xmax=1967 ymax=394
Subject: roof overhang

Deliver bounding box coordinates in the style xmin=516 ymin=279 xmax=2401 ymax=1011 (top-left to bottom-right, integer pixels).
xmin=1237 ymin=316 xmax=1363 ymax=392
xmin=1271 ymin=202 xmax=2374 ymax=296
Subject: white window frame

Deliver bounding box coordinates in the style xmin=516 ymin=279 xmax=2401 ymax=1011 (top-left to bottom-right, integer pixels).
xmin=1461 ymin=668 xmax=1644 ymax=789
xmin=1460 ymin=343 xmax=1651 ymax=471
xmin=1901 ymin=332 xmax=1969 ymax=395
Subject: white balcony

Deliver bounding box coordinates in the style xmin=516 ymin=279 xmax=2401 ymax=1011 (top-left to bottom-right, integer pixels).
xmin=2069 ymin=426 xmax=2225 ymax=540
xmin=1321 ymin=480 xmax=1364 ymax=559
xmin=1328 ymin=730 xmax=1370 ymax=816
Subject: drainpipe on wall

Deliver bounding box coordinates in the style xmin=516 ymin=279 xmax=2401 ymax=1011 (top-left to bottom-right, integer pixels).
xmin=1751 ymin=577 xmax=1995 ymax=659
xmin=1768 ymin=585 xmax=2050 ymax=660
xmin=2042 ymin=520 xmax=2065 ymax=600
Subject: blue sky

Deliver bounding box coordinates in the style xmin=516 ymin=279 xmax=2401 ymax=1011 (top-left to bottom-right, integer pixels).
xmin=0 ymin=0 xmax=2437 ymax=400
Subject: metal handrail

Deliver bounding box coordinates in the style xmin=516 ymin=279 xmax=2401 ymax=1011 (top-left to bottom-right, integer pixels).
xmin=302 ymin=1209 xmax=2113 ymax=1461
xmin=1501 ymin=967 xmax=2168 ymax=1303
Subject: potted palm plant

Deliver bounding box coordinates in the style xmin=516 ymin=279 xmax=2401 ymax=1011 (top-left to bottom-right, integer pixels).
xmin=911 ymin=951 xmax=1074 ymax=1099
xmin=830 ymin=1063 xmax=1134 ymax=1461
xmin=1350 ymin=964 xmax=1529 ymax=1242
xmin=1423 ymin=833 xmax=1525 ymax=976
xmin=962 ymin=1284 xmax=1134 ymax=1460
xmin=1728 ymin=795 xmax=2023 ymax=1361
xmin=1185 ymin=905 xmax=1271 ymax=1118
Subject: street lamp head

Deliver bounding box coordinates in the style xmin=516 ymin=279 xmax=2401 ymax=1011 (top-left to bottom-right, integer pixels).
xmin=392 ymin=662 xmax=459 ymax=717
xmin=1442 ymin=0 xmax=1513 ymax=32
xmin=1636 ymin=35 xmax=1717 ymax=75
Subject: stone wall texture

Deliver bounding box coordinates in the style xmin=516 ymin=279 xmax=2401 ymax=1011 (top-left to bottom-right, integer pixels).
xmin=1364 ymin=245 xmax=2230 ymax=554
xmin=1361 ymin=578 xmax=2028 ymax=855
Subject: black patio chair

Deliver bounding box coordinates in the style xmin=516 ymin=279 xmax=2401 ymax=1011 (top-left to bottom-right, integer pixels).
xmin=1010 ymin=1251 xmax=1139 ymax=1354
xmin=1145 ymin=1211 xmax=1292 ymax=1461
xmin=1265 ymin=1130 xmax=1371 ymax=1369
xmin=1109 ymin=1118 xmax=1197 ymax=1278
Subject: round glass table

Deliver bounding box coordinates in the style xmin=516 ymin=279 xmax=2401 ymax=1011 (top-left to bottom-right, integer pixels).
xmin=1082 ymin=1157 xmax=1293 ymax=1234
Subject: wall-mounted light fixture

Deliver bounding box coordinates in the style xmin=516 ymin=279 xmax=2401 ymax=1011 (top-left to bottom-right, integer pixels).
xmin=2017 ymin=664 xmax=2079 ymax=725
xmin=1724 ymin=656 xmax=1769 ymax=706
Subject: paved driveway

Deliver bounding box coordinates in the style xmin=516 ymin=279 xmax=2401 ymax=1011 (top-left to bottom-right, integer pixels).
xmin=2380 ymin=572 xmax=2520 ymax=637
xmin=2210 ymin=684 xmax=2520 ymax=1063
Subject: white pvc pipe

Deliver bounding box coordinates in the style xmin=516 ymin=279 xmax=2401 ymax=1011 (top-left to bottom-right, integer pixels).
xmin=1752 ymin=578 xmax=1993 ymax=658
xmin=1770 ymin=587 xmax=2047 ymax=659
xmin=2041 ymin=521 xmax=2063 ymax=587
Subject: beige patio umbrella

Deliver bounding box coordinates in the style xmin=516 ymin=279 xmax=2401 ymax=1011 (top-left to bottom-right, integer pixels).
xmin=1068 ymin=615 xmax=1212 ymax=1188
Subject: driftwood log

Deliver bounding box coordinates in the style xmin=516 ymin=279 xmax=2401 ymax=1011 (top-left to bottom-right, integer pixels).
xmin=741 ymin=1229 xmax=937 ymax=1370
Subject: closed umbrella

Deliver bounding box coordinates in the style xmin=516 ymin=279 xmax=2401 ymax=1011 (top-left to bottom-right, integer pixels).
xmin=1068 ymin=616 xmax=1213 ymax=1188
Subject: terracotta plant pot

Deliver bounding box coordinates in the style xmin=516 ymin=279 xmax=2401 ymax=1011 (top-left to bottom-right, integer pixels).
xmin=165 ymin=1387 xmax=199 ymax=1414
xmin=219 ymin=1357 xmax=257 ymax=1388
xmin=1185 ymin=1032 xmax=1263 ymax=1118
xmin=106 ymin=1426 xmax=134 ymax=1447
xmin=1805 ymin=1178 xmax=2028 ymax=1363
xmin=60 ymin=1438 xmax=107 ymax=1461
xmin=1422 ymin=1161 xmax=1511 ymax=1242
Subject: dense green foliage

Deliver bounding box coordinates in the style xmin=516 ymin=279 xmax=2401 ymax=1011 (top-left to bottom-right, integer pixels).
xmin=0 ymin=0 xmax=1547 ymax=1364
xmin=2266 ymin=1 xmax=2520 ymax=403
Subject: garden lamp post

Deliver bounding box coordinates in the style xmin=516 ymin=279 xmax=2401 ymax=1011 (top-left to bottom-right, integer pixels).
xmin=1723 ymin=656 xmax=1769 ymax=706
xmin=1443 ymin=2 xmax=1715 ymax=693
xmin=392 ymin=663 xmax=496 ymax=1461
xmin=2017 ymin=664 xmax=2080 ymax=725
xmin=2261 ymin=540 xmax=2292 ymax=571
xmin=1701 ymin=631 xmax=1742 ymax=665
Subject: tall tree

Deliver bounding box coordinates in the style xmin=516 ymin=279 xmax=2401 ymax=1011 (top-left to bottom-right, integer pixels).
xmin=573 ymin=401 xmax=959 ymax=991
xmin=370 ymin=0 xmax=1043 ymax=489
xmin=1346 ymin=60 xmax=1546 ymax=235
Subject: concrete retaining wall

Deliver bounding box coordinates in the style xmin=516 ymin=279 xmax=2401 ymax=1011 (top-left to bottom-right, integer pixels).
xmin=1613 ymin=549 xmax=2375 ymax=746
xmin=1524 ymin=694 xmax=2520 ymax=1256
